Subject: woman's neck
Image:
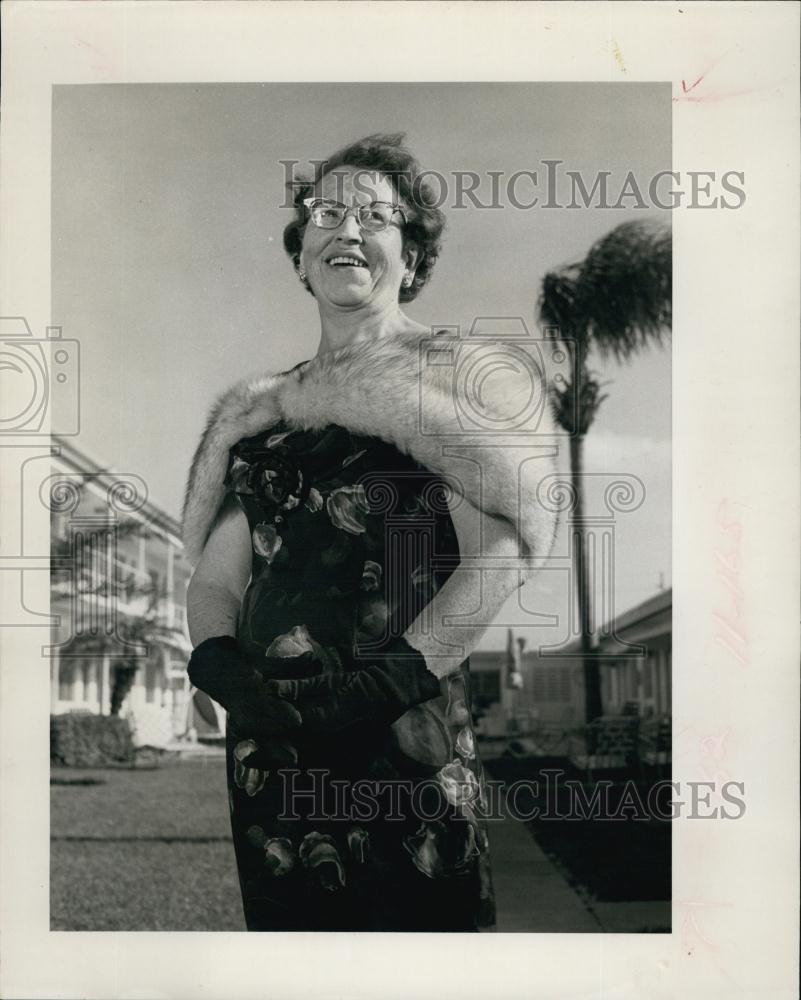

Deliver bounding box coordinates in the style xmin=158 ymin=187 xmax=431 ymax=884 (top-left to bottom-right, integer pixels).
xmin=314 ymin=303 xmax=429 ymax=358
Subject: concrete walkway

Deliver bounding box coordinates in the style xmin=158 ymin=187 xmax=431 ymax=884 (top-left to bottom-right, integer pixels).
xmin=164 ymin=740 xmax=226 ymax=760
xmin=487 ymin=804 xmax=600 ymax=932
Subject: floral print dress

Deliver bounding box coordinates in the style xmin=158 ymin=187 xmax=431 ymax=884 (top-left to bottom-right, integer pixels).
xmin=224 ymin=418 xmax=497 ymax=931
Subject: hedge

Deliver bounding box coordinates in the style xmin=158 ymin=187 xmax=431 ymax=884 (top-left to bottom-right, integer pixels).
xmin=50 ymin=713 xmax=135 ymax=767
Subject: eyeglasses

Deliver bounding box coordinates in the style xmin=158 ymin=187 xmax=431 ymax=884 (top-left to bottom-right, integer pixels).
xmin=302 ymin=198 xmax=407 ymax=232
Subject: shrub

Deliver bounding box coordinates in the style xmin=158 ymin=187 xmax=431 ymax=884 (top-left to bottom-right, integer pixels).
xmin=50 ymin=713 xmax=135 ymax=767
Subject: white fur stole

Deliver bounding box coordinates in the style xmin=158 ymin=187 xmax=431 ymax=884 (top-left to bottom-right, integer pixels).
xmin=182 ymin=331 xmax=559 ymax=568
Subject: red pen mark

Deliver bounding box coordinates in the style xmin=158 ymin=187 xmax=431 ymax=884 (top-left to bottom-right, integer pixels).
xmin=73 ymin=35 xmax=113 ymax=76
xmin=676 ymin=898 xmax=740 ymax=984
xmin=681 ymin=71 xmax=707 ymax=94
xmin=674 ymin=54 xmax=724 ymax=102
xmin=698 ymin=729 xmax=729 ymax=763
xmin=713 ymin=499 xmax=749 ymax=667
xmin=698 ymin=728 xmax=733 ymax=808
xmin=673 ymin=86 xmax=758 ymax=105
xmin=673 ymin=49 xmax=758 ymax=103
xmin=678 ymin=898 xmax=722 ymax=952
xmin=676 ymin=897 xmax=740 ymax=982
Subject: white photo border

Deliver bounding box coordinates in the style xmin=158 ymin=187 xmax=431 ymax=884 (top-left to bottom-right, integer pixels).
xmin=1 ymin=2 xmax=798 ymax=998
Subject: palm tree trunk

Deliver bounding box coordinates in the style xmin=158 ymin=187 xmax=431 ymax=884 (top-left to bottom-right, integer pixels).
xmin=570 ymin=432 xmax=603 ymax=722
xmin=110 ymin=659 xmax=138 ymax=716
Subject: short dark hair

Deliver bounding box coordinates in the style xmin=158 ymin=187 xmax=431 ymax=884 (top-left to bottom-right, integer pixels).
xmin=282 ymin=133 xmax=445 ymax=303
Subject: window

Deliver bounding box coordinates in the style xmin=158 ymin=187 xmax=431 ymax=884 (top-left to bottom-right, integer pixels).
xmin=627 ymin=662 xmax=638 ymax=700
xmin=643 ymin=655 xmax=655 ymax=698
xmin=145 ymin=659 xmax=158 ymax=704
xmin=80 ymin=661 xmax=96 ymax=701
xmin=471 ymin=669 xmax=501 ymax=705
xmin=58 ymin=661 xmax=76 ymax=701
xmin=532 ymin=666 xmax=571 ymax=702
xmin=607 ymin=665 xmax=619 ymax=709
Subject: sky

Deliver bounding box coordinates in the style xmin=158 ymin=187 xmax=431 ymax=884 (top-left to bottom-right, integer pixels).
xmin=52 ymin=82 xmax=671 ymax=650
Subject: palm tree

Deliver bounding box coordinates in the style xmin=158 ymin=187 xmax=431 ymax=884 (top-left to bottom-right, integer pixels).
xmin=538 ymin=219 xmax=671 ymax=722
xmin=52 ymin=517 xmax=187 ymax=717
xmin=107 ymin=570 xmax=182 ymax=717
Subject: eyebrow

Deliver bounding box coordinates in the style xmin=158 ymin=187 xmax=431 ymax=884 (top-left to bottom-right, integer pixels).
xmin=311 ymin=198 xmax=396 ymax=207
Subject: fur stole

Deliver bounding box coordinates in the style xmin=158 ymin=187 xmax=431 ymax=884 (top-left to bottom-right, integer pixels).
xmin=182 ymin=331 xmax=559 ymax=567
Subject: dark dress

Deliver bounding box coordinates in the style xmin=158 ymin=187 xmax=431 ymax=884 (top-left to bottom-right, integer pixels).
xmin=224 ymin=415 xmax=497 ymax=931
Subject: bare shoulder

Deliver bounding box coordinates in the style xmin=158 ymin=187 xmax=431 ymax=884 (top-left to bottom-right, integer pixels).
xmin=189 ymin=493 xmax=251 ymax=594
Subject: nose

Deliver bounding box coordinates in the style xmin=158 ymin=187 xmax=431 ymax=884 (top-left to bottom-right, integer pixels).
xmin=335 ymin=210 xmax=364 ymax=242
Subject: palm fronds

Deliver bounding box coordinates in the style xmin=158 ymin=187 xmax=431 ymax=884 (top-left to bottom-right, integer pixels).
xmin=549 ymin=368 xmax=610 ymax=436
xmin=538 ymin=219 xmax=672 ymax=360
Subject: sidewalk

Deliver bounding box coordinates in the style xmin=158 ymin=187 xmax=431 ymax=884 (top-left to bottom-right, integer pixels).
xmin=165 ymin=740 xmax=226 ymax=760
xmin=487 ymin=803 xmax=600 ymax=932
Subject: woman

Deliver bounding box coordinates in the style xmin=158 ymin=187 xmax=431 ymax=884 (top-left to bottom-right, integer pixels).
xmin=182 ymin=134 xmax=557 ymax=931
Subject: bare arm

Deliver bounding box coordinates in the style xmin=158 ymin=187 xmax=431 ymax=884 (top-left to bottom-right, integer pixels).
xmin=404 ymin=496 xmax=534 ymax=679
xmin=186 ymin=494 xmax=252 ymax=647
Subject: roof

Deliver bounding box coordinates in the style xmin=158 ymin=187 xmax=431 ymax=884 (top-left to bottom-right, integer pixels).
xmin=557 ymin=587 xmax=673 ymax=654
xmin=52 ymin=436 xmax=183 ymax=543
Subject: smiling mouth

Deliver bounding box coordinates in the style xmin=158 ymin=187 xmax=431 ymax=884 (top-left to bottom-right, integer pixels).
xmin=327 ymin=256 xmax=369 ymax=269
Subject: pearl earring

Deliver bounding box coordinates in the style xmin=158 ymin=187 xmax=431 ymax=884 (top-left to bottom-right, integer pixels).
xmin=402 ymin=273 xmax=414 ymax=288
xmin=298 ymin=264 xmax=307 ymax=282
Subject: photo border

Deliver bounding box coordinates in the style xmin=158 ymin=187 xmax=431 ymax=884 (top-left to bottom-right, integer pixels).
xmin=1 ymin=2 xmax=798 ymax=997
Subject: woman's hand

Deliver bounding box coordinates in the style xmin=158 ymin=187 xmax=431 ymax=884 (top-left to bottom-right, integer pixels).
xmin=188 ymin=635 xmax=311 ymax=741
xmin=265 ymin=636 xmax=443 ymax=733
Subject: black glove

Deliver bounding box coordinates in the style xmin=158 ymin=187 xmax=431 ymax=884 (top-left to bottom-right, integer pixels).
xmin=231 ymin=735 xmax=299 ymax=770
xmin=264 ymin=636 xmax=442 ymax=734
xmin=188 ymin=635 xmax=319 ymax=743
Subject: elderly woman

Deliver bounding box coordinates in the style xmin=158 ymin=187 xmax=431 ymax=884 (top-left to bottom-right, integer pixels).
xmin=182 ymin=133 xmax=556 ymax=932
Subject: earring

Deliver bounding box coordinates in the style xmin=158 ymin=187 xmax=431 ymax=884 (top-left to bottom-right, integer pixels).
xmin=402 ymin=272 xmax=414 ymax=288
xmin=298 ymin=263 xmax=307 ymax=282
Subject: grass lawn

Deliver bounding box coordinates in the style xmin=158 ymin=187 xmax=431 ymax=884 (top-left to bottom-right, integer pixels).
xmin=51 ymin=758 xmax=244 ymax=931
xmin=53 ymin=753 xmax=670 ymax=932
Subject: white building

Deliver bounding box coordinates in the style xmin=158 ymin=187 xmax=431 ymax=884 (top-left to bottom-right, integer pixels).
xmin=49 ymin=439 xmax=208 ymax=746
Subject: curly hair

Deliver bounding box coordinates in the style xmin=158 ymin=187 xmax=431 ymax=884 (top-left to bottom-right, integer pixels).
xmin=282 ymin=133 xmax=446 ymax=303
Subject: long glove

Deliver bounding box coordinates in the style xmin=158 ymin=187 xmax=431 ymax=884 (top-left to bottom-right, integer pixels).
xmin=265 ymin=636 xmax=443 ymax=734
xmin=187 ymin=636 xmax=319 ymax=765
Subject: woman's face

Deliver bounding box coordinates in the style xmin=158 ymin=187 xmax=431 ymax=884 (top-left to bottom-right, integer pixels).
xmin=299 ymin=165 xmax=418 ymax=312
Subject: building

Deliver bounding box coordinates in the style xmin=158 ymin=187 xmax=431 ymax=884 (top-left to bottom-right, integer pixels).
xmin=48 ymin=439 xmax=210 ymax=746
xmin=469 ymin=588 xmax=673 ymax=737
xmin=592 ymin=588 xmax=672 ymax=718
